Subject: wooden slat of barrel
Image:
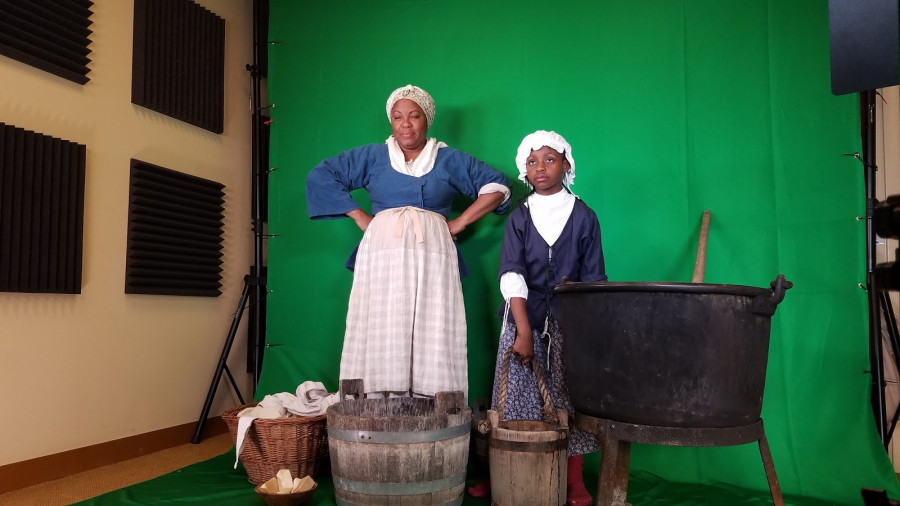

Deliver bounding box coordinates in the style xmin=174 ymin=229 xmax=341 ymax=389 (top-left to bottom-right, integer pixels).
xmin=488 ymin=410 xmax=568 ymax=506
xmin=330 ymin=440 xmax=467 ymax=505
xmin=327 ymin=389 xmax=470 ymax=505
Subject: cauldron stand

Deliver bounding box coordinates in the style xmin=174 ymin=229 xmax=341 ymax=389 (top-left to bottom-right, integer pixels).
xmin=575 ymin=414 xmax=783 ymax=506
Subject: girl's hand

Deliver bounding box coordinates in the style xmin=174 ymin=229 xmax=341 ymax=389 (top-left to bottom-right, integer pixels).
xmin=512 ymin=330 xmax=534 ymax=365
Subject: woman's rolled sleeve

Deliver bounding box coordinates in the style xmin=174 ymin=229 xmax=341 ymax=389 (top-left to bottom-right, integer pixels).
xmin=306 ymin=146 xmax=373 ymax=219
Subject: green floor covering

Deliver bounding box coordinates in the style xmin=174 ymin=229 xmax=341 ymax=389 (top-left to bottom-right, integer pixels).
xmin=74 ymin=449 xmax=839 ymax=505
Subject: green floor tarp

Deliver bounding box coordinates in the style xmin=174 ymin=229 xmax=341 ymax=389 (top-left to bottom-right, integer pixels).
xmin=75 ymin=449 xmax=840 ymax=505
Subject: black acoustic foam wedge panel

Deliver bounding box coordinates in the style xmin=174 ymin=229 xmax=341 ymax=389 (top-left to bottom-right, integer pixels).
xmin=0 ymin=122 xmax=86 ymax=294
xmin=125 ymin=159 xmax=225 ymax=296
xmin=0 ymin=0 xmax=94 ymax=84
xmin=256 ymin=0 xmax=269 ymax=78
xmin=131 ymin=0 xmax=225 ymax=133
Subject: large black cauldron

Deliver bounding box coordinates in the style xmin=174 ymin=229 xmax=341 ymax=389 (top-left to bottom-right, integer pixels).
xmin=555 ymin=275 xmax=791 ymax=428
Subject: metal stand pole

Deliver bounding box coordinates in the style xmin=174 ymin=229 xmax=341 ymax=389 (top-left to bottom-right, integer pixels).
xmin=248 ymin=0 xmax=267 ymax=389
xmin=190 ymin=275 xmax=250 ymax=444
xmin=863 ymin=89 xmax=888 ymax=444
xmin=191 ymin=0 xmax=268 ymax=443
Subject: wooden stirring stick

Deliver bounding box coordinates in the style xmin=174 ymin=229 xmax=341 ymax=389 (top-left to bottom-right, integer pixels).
xmin=692 ymin=210 xmax=712 ymax=283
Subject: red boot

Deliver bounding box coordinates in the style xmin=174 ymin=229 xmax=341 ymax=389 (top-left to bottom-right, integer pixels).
xmin=467 ymin=480 xmax=491 ymax=498
xmin=567 ymin=454 xmax=592 ymax=506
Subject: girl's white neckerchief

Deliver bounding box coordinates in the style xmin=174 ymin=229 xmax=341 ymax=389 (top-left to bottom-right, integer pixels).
xmin=525 ymin=190 xmax=576 ymax=247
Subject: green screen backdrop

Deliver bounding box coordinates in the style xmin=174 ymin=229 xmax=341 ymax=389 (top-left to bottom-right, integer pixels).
xmin=258 ymin=1 xmax=900 ymax=503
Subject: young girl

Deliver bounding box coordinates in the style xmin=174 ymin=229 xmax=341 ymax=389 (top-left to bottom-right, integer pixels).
xmin=469 ymin=130 xmax=606 ymax=505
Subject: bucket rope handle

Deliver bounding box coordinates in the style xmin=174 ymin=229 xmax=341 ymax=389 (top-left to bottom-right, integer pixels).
xmin=497 ymin=345 xmax=559 ymax=425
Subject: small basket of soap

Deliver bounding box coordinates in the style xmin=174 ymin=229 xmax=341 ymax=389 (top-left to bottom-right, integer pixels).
xmin=254 ymin=468 xmax=317 ymax=506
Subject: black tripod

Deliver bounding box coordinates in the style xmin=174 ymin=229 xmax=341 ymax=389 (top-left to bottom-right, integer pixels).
xmin=190 ymin=0 xmax=269 ymax=444
xmin=878 ymin=289 xmax=900 ymax=445
xmin=190 ymin=274 xmax=252 ymax=443
xmin=861 ymin=89 xmax=900 ymax=448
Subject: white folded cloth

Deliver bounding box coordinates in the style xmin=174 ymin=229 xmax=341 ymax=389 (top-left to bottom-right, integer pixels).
xmin=289 ymin=380 xmax=340 ymax=416
xmin=233 ymin=381 xmax=340 ymax=469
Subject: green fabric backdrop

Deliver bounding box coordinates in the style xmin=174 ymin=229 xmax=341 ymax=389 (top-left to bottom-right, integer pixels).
xmin=256 ymin=0 xmax=900 ymax=504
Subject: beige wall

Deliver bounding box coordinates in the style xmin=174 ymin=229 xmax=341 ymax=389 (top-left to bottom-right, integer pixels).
xmin=877 ymin=87 xmax=900 ymax=263
xmin=0 ymin=0 xmax=254 ymax=466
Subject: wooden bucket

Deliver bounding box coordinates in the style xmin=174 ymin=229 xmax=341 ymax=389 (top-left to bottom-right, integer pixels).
xmin=489 ymin=347 xmax=569 ymax=506
xmin=326 ymin=379 xmax=471 ymax=505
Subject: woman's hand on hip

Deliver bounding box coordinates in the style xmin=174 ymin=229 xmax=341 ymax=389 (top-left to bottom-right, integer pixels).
xmin=346 ymin=209 xmax=372 ymax=232
xmin=447 ymin=218 xmax=465 ymax=239
xmin=447 ymin=192 xmax=505 ymax=240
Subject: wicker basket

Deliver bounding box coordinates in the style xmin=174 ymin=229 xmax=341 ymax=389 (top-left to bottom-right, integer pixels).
xmin=222 ymin=403 xmax=330 ymax=485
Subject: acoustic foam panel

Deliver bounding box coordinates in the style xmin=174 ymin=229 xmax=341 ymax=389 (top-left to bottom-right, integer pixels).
xmin=0 ymin=122 xmax=86 ymax=294
xmin=256 ymin=0 xmax=269 ymax=78
xmin=125 ymin=159 xmax=225 ymax=296
xmin=131 ymin=0 xmax=225 ymax=133
xmin=0 ymin=0 xmax=94 ymax=84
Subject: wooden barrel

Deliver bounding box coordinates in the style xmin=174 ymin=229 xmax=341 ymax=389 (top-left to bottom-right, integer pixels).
xmin=488 ymin=348 xmax=569 ymax=506
xmin=326 ymin=379 xmax=471 ymax=505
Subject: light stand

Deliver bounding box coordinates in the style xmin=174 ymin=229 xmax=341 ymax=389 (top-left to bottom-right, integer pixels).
xmin=247 ymin=0 xmax=269 ymax=387
xmin=190 ymin=0 xmax=268 ymax=444
xmin=862 ymin=90 xmax=888 ymax=443
xmin=190 ymin=276 xmax=249 ymax=444
xmin=864 ymin=89 xmax=900 ymax=449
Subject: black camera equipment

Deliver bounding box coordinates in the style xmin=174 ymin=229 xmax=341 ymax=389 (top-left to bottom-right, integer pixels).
xmin=863 ymin=487 xmax=900 ymax=506
xmin=829 ymin=0 xmax=900 ymax=446
xmin=871 ymin=195 xmax=900 ymax=449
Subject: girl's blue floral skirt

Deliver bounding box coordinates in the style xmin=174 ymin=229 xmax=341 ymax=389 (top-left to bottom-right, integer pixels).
xmin=490 ymin=313 xmax=600 ymax=455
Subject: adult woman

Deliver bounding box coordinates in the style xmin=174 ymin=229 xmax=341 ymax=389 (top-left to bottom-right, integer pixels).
xmin=306 ymin=84 xmax=511 ymax=398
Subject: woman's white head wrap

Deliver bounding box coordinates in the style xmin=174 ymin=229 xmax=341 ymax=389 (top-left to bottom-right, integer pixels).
xmin=386 ymin=84 xmax=435 ymax=128
xmin=515 ymin=130 xmax=575 ymax=188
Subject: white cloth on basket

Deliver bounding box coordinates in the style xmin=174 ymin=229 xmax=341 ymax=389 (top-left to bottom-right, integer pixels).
xmin=289 ymin=381 xmax=340 ymax=416
xmin=233 ymin=381 xmax=339 ymax=469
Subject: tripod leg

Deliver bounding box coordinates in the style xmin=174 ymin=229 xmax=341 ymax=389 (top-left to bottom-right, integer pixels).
xmin=879 ymin=291 xmax=900 ymax=444
xmin=191 ymin=276 xmax=251 ymax=444
xmin=871 ymin=274 xmax=888 ymax=444
xmin=224 ymin=364 xmax=246 ymax=405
